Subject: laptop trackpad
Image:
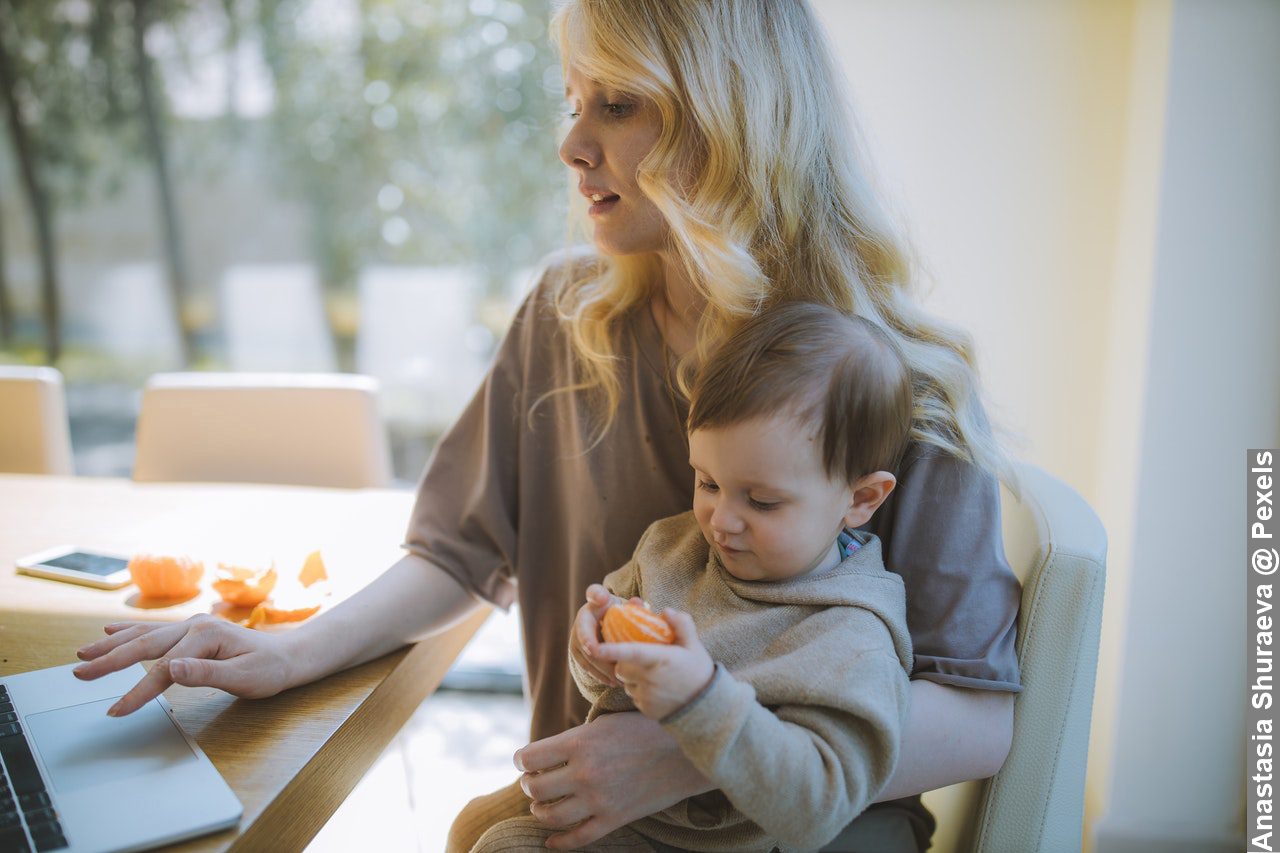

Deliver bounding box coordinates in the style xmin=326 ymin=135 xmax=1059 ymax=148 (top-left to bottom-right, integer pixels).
xmin=25 ymin=698 xmax=197 ymax=794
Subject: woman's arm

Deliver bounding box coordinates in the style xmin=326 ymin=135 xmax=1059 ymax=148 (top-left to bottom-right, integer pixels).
xmin=286 ymin=553 xmax=481 ymax=684
xmin=877 ymin=679 xmax=1014 ymax=801
xmin=73 ymin=554 xmax=479 ymax=715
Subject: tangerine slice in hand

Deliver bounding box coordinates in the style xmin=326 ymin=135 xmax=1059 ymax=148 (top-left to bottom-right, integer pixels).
xmin=601 ymin=601 xmax=674 ymax=644
xmin=128 ymin=554 xmax=204 ymax=600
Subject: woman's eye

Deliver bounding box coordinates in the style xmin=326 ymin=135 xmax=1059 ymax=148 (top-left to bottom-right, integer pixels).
xmin=697 ymin=479 xmax=719 ymax=493
xmin=565 ymin=110 xmax=581 ymax=120
xmin=603 ymin=103 xmax=633 ymax=118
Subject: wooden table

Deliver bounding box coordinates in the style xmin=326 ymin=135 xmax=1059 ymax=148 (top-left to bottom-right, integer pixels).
xmin=0 ymin=474 xmax=490 ymax=851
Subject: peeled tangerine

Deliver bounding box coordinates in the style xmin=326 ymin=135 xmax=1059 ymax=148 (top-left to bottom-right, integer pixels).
xmin=601 ymin=601 xmax=675 ymax=645
xmin=212 ymin=564 xmax=277 ymax=608
xmin=128 ymin=554 xmax=204 ymax=599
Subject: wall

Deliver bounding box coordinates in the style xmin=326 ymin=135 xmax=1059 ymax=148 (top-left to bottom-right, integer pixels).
xmin=1092 ymin=1 xmax=1280 ymax=850
xmin=811 ymin=0 xmax=1280 ymax=848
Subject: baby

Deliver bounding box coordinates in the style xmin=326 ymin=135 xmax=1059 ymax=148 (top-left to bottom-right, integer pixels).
xmin=474 ymin=302 xmax=914 ymax=853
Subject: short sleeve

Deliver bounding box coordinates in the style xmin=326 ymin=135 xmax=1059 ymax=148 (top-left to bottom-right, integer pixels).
xmin=399 ymin=289 xmax=541 ymax=610
xmin=865 ymin=442 xmax=1022 ymax=693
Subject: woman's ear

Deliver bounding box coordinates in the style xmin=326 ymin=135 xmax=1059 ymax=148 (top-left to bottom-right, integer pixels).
xmin=843 ymin=472 xmax=896 ymax=528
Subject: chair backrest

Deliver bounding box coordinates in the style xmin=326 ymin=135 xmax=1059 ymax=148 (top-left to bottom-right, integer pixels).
xmin=0 ymin=366 xmax=74 ymax=475
xmin=922 ymin=462 xmax=1107 ymax=853
xmin=133 ymin=372 xmax=393 ymax=488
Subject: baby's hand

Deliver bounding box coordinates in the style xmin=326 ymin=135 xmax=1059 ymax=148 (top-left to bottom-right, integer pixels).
xmin=592 ymin=609 xmax=714 ymax=720
xmin=570 ymin=584 xmax=622 ymax=687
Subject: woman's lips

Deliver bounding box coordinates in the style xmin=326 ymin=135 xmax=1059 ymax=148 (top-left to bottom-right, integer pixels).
xmin=588 ymin=195 xmax=619 ymax=215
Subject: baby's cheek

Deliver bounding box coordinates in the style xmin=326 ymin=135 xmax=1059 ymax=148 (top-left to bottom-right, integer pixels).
xmin=691 ymin=497 xmax=712 ymax=528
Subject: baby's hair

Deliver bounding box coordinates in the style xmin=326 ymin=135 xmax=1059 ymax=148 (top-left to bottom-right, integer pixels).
xmin=688 ymin=302 xmax=912 ymax=484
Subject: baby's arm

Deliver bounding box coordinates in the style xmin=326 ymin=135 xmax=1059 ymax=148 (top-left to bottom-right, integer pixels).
xmin=603 ymin=607 xmax=909 ymax=851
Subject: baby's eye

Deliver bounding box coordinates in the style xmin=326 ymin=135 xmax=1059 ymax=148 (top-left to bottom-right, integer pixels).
xmin=697 ymin=478 xmax=719 ymax=493
xmin=749 ymin=498 xmax=780 ymax=511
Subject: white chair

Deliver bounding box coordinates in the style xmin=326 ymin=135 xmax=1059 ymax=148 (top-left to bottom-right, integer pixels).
xmin=0 ymin=366 xmax=74 ymax=475
xmin=133 ymin=373 xmax=392 ymax=488
xmin=922 ymin=462 xmax=1107 ymax=852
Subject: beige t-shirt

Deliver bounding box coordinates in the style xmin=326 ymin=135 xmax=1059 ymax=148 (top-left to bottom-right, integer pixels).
xmin=403 ymin=255 xmax=1021 ymax=836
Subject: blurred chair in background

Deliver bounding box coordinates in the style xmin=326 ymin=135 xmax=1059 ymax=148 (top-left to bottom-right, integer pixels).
xmin=220 ymin=265 xmax=337 ymax=373
xmin=0 ymin=366 xmax=74 ymax=476
xmin=133 ymin=373 xmax=392 ymax=488
xmin=920 ymin=463 xmax=1107 ymax=853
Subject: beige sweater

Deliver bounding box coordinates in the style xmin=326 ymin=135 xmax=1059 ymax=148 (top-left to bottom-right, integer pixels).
xmin=570 ymin=512 xmax=913 ymax=853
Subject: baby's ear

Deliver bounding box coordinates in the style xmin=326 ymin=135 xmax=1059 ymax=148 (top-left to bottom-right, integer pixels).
xmin=843 ymin=472 xmax=896 ymax=528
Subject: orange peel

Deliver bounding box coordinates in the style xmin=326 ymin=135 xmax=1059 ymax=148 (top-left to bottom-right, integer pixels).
xmin=601 ymin=601 xmax=674 ymax=644
xmin=299 ymin=551 xmax=328 ymax=588
xmin=212 ymin=563 xmax=277 ymax=608
xmin=246 ymin=600 xmax=321 ymax=628
xmin=128 ymin=554 xmax=204 ymax=599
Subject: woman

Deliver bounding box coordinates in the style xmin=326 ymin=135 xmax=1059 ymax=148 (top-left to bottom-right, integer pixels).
xmin=75 ymin=1 xmax=1021 ymax=850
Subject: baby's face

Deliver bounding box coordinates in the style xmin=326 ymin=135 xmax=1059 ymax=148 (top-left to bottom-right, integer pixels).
xmin=688 ymin=414 xmax=856 ymax=582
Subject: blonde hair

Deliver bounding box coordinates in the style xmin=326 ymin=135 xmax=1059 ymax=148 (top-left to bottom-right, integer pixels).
xmin=548 ymin=0 xmax=1015 ymax=487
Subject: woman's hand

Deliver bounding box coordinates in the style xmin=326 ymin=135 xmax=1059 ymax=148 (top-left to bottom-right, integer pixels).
xmin=72 ymin=614 xmax=299 ymax=717
xmin=569 ymin=584 xmax=621 ymax=687
xmin=513 ymin=711 xmax=713 ymax=850
xmin=592 ymin=609 xmax=713 ymax=720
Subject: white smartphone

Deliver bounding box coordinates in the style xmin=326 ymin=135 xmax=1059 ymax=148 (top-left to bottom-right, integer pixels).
xmin=16 ymin=545 xmax=133 ymax=589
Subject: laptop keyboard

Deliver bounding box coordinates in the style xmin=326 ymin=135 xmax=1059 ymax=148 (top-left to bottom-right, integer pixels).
xmin=0 ymin=686 xmax=67 ymax=853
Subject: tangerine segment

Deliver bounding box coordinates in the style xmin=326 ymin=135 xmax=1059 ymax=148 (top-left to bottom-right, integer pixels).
xmin=128 ymin=554 xmax=204 ymax=599
xmin=246 ymin=600 xmax=321 ymax=628
xmin=299 ymin=551 xmax=328 ymax=588
xmin=212 ymin=564 xmax=277 ymax=608
xmin=601 ymin=602 xmax=674 ymax=644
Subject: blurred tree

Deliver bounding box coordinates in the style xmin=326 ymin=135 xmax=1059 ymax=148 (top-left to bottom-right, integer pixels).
xmin=130 ymin=0 xmax=197 ymax=366
xmin=2 ymin=0 xmax=566 ymax=370
xmin=0 ymin=3 xmax=73 ymax=363
xmin=0 ymin=0 xmax=200 ymax=364
xmin=0 ymin=176 xmax=12 ymax=346
xmin=250 ymin=0 xmax=566 ymax=367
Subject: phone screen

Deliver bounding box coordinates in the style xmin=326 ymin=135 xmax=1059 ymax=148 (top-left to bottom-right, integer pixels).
xmin=39 ymin=552 xmax=130 ymax=576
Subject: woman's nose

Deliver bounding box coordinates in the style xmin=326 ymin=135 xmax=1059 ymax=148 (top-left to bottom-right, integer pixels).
xmin=558 ymin=119 xmax=599 ymax=170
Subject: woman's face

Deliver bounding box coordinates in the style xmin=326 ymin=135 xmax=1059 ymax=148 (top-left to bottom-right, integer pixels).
xmin=559 ymin=66 xmax=668 ymax=256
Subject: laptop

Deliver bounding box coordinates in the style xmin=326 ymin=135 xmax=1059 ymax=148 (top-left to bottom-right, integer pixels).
xmin=0 ymin=663 xmax=242 ymax=853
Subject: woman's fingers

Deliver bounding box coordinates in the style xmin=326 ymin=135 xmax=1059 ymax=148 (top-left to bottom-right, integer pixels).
xmin=104 ymin=621 xmax=148 ymax=635
xmin=519 ymin=764 xmax=575 ymax=804
xmin=76 ymin=623 xmax=153 ymax=661
xmin=513 ymin=728 xmax=573 ymax=774
xmin=529 ymin=793 xmax=592 ymax=830
xmin=106 ymin=624 xmax=227 ymax=716
xmin=73 ymin=622 xmax=189 ymax=680
xmin=166 ymin=656 xmax=255 ymax=695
